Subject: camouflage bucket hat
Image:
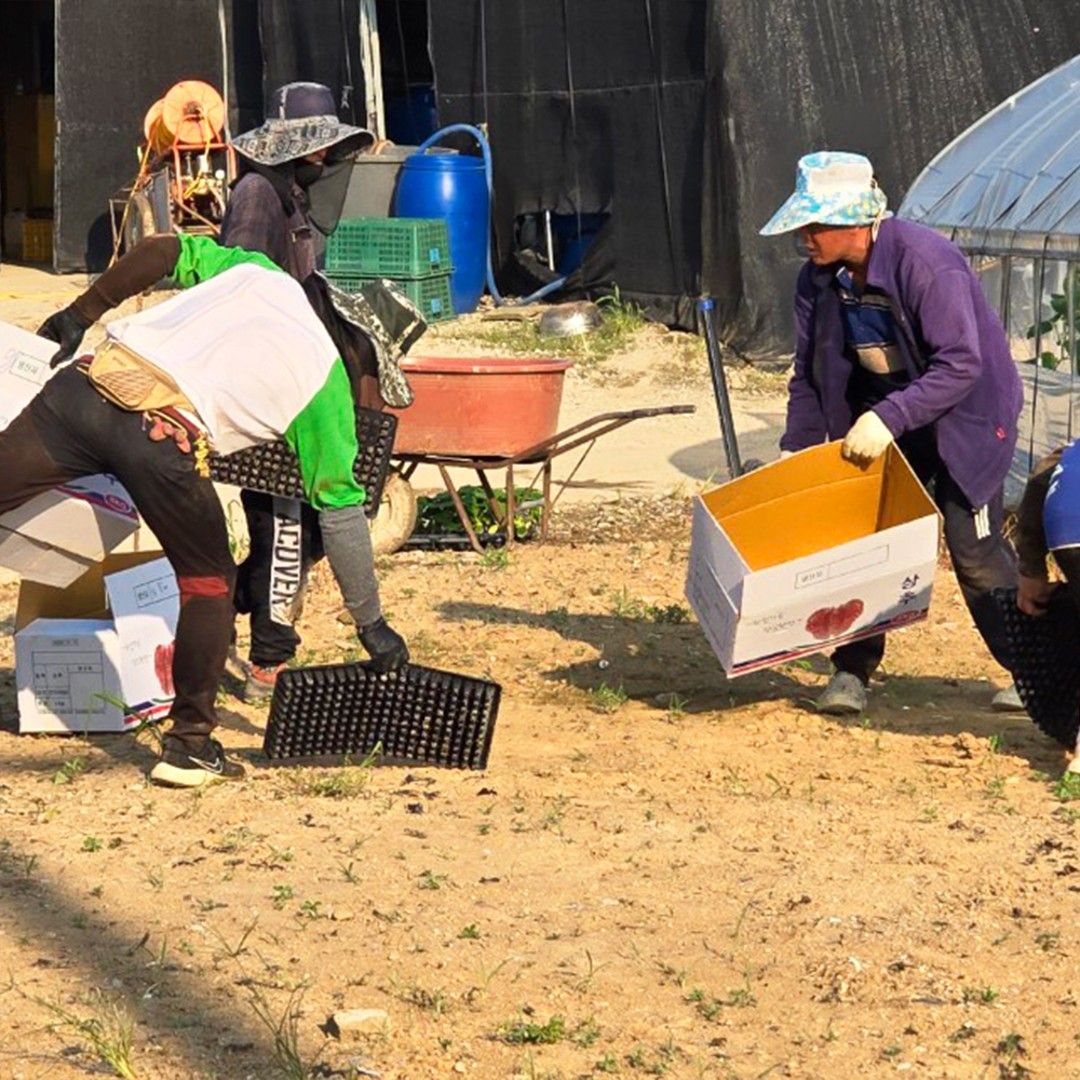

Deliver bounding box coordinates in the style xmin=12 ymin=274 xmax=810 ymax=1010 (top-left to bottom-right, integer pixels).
xmin=232 ymin=82 xmax=375 ymax=166
xmin=319 ymin=273 xmax=427 ymax=409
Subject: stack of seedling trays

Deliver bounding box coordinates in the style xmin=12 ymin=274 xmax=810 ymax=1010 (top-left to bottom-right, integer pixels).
xmin=209 ymin=408 xmax=397 ymax=516
xmin=264 ymin=661 xmax=500 ymax=769
xmin=993 ymin=586 xmax=1080 ymax=749
xmin=324 ymin=217 xmax=455 ymax=324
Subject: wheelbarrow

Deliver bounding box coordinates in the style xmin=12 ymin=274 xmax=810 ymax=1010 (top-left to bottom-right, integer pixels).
xmin=371 ymin=403 xmax=696 ymax=555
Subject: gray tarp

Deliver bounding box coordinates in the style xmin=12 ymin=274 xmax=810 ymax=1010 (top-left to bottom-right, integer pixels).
xmin=899 ymin=54 xmax=1080 ymax=258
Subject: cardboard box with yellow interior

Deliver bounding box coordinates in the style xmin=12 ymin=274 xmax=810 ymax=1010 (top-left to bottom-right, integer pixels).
xmin=685 ymin=441 xmax=941 ymax=676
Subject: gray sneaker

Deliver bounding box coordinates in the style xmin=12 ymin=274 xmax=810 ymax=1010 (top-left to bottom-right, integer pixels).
xmin=990 ymin=683 xmax=1024 ymax=712
xmin=816 ymin=671 xmax=868 ymax=715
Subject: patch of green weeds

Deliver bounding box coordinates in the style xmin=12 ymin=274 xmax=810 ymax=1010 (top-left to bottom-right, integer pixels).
xmin=52 ymin=756 xmax=87 ymax=785
xmin=244 ymin=981 xmax=324 ymax=1079
xmin=588 ymin=682 xmax=628 ymax=714
xmin=458 ymin=924 xmax=481 ymax=940
xmin=570 ymin=1017 xmax=600 ymax=1047
xmin=1034 ymin=930 xmax=1060 ymax=953
xmin=397 ymin=982 xmax=451 ymax=1015
xmin=287 ymin=747 xmax=380 ymax=799
xmin=498 ymin=1014 xmax=566 ymax=1045
xmin=82 ymin=836 xmax=102 ymax=853
xmin=608 ymin=588 xmax=690 ymax=625
xmin=625 ymin=1039 xmax=680 ymax=1075
xmin=995 ymin=1032 xmax=1030 ymax=1079
xmin=1052 ymin=771 xmax=1080 ymax=802
xmin=418 ymin=869 xmax=449 ymax=890
xmin=271 ymin=884 xmax=295 ymax=910
xmin=949 ymin=1021 xmax=977 ymax=1042
xmin=481 ymin=546 xmax=510 ymax=571
xmin=29 ymin=988 xmax=137 ymax=1079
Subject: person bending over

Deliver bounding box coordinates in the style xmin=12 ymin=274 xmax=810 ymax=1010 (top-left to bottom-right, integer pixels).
xmin=23 ymin=233 xmax=408 ymax=787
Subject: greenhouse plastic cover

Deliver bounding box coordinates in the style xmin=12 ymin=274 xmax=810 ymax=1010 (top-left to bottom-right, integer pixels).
xmin=900 ymin=55 xmax=1080 ymax=257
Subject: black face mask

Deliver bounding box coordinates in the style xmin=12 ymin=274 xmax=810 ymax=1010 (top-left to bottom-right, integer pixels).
xmin=294 ymin=160 xmax=325 ymax=188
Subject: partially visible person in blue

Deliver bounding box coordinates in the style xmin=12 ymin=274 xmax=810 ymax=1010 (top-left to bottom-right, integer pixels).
xmin=1014 ymin=441 xmax=1080 ymax=772
xmin=1016 ymin=442 xmax=1080 ymax=617
xmin=760 ymin=151 xmax=1023 ymax=715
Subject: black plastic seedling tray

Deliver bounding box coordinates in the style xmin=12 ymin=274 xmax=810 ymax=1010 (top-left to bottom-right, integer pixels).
xmin=994 ymin=586 xmax=1080 ymax=749
xmin=264 ymin=661 xmax=501 ymax=769
xmin=209 ymin=408 xmax=397 ymax=515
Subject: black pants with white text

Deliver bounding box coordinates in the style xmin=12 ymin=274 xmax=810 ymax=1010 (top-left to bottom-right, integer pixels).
xmin=234 ymin=491 xmax=324 ymax=667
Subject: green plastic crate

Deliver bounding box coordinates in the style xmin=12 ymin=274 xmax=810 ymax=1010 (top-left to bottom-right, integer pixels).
xmin=326 ymin=272 xmax=455 ymax=324
xmin=326 ymin=217 xmax=452 ymax=278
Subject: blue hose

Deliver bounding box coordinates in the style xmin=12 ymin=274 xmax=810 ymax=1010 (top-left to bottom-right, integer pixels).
xmin=415 ymin=124 xmax=567 ymax=307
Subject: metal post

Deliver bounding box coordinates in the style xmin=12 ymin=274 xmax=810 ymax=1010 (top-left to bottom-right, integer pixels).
xmin=544 ymin=210 xmax=556 ymax=272
xmin=698 ymin=297 xmax=742 ymax=478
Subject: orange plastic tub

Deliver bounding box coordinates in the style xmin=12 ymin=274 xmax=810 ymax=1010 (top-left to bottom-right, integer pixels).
xmin=391 ymin=355 xmax=572 ymax=457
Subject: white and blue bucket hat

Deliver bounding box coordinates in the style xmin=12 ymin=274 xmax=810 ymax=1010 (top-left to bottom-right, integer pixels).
xmin=759 ymin=151 xmax=890 ymax=236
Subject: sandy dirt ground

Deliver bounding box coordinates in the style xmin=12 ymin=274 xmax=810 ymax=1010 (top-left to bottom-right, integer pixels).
xmin=0 ymin=266 xmax=1076 ymax=1080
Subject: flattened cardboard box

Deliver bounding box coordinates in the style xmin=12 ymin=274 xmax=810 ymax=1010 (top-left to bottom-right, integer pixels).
xmin=685 ymin=442 xmax=941 ymax=676
xmin=0 ymin=319 xmax=140 ymax=586
xmin=0 ymin=317 xmax=54 ymax=428
xmin=15 ymin=554 xmax=179 ymax=733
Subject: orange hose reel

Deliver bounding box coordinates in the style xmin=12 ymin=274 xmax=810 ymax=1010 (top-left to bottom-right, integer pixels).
xmin=143 ymin=80 xmax=226 ymax=152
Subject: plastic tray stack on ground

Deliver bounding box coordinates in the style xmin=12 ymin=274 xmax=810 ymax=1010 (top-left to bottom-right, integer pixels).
xmin=264 ymin=661 xmax=501 ymax=769
xmin=209 ymin=409 xmax=397 ymax=515
xmin=993 ymin=586 xmax=1080 ymax=749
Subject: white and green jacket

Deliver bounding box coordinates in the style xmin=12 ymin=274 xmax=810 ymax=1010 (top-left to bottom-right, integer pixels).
xmin=102 ymin=233 xmax=363 ymax=512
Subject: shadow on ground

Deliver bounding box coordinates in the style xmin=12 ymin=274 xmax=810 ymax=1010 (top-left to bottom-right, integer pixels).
xmin=437 ymin=598 xmax=1066 ymax=771
xmin=0 ymin=836 xmax=301 ymax=1077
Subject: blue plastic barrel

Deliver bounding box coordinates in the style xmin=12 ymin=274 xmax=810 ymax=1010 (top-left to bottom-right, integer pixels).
xmin=551 ymin=213 xmax=608 ymax=275
xmin=395 ymin=150 xmax=489 ymax=316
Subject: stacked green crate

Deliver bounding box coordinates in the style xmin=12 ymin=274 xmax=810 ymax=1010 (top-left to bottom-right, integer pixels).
xmin=324 ymin=217 xmax=456 ymax=323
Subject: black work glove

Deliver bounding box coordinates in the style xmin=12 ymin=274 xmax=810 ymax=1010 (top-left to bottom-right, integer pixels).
xmin=359 ymin=618 xmax=410 ymax=674
xmin=37 ymin=305 xmax=93 ymax=368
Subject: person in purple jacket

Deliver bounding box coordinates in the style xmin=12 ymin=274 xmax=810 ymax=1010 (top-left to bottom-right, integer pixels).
xmin=760 ymin=151 xmax=1022 ymax=715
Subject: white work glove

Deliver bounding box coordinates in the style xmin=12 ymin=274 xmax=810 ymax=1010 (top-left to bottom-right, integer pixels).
xmin=841 ymin=411 xmax=893 ymax=465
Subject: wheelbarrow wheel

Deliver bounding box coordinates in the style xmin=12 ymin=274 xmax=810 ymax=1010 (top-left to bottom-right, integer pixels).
xmin=122 ymin=190 xmax=159 ymax=253
xmin=369 ymin=471 xmax=418 ymax=555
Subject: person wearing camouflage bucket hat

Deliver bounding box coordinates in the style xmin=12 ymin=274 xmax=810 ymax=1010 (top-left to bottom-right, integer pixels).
xmin=231 ymin=81 xmax=375 ymax=168
xmin=761 ymin=150 xmax=1023 ymax=719
xmin=221 ymin=83 xmax=387 ymax=701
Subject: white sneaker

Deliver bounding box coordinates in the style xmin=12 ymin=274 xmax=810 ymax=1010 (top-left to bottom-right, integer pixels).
xmin=816 ymin=671 xmax=868 ymax=715
xmin=991 ymin=683 xmax=1024 ymax=712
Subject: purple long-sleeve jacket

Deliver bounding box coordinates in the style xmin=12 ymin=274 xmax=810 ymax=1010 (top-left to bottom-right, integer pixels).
xmin=780 ymin=217 xmax=1022 ymax=510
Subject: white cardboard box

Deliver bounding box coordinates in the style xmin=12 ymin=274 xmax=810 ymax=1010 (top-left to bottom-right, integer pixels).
xmin=0 ymin=475 xmax=141 ymax=588
xmin=685 ymin=442 xmax=941 ymax=677
xmin=15 ymin=555 xmax=179 ymax=733
xmin=0 ymin=319 xmax=141 ymax=587
xmin=0 ymin=318 xmax=55 ymax=428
